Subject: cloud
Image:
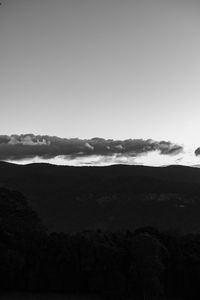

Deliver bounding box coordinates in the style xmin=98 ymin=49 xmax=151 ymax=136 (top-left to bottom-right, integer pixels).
xmin=157 ymin=141 xmax=183 ymax=155
xmin=0 ymin=134 xmax=183 ymax=162
xmin=195 ymin=147 xmax=200 ymax=156
xmin=8 ymin=135 xmax=49 ymax=146
xmin=115 ymin=144 xmax=123 ymax=150
xmin=85 ymin=142 xmax=94 ymax=151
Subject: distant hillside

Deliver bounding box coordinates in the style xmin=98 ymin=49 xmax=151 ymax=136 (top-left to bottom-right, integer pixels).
xmin=1 ymin=161 xmax=200 ymax=233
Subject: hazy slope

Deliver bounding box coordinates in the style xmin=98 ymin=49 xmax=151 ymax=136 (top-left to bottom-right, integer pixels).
xmin=1 ymin=162 xmax=200 ymax=232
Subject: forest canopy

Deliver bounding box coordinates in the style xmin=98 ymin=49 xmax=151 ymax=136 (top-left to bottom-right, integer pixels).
xmin=0 ymin=187 xmax=200 ymax=299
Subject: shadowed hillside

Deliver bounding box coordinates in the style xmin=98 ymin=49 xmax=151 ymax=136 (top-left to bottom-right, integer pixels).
xmin=1 ymin=162 xmax=200 ymax=233
xmin=2 ymin=186 xmax=200 ymax=299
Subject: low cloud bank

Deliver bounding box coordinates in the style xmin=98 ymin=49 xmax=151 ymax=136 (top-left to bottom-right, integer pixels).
xmin=195 ymin=148 xmax=200 ymax=156
xmin=0 ymin=134 xmax=183 ymax=162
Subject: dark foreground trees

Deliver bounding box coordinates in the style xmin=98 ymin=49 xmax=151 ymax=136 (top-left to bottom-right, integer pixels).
xmin=1 ymin=187 xmax=200 ymax=299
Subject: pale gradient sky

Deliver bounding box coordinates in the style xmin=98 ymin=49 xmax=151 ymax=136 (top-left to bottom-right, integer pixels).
xmin=1 ymin=0 xmax=200 ymax=149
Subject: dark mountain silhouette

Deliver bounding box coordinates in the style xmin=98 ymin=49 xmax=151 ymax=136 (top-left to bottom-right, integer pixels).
xmin=1 ymin=161 xmax=200 ymax=233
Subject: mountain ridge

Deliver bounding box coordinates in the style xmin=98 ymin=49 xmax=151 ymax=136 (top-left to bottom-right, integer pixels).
xmin=1 ymin=161 xmax=200 ymax=233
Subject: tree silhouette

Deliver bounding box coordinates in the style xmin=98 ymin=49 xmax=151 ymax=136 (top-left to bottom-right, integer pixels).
xmin=130 ymin=232 xmax=166 ymax=300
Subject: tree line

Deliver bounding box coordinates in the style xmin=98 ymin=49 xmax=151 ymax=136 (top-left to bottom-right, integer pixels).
xmin=1 ymin=187 xmax=200 ymax=299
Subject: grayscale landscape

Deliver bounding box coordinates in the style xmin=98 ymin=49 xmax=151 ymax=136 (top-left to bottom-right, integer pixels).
xmin=1 ymin=0 xmax=200 ymax=299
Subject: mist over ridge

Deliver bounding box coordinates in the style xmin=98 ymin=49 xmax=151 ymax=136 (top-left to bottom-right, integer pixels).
xmin=0 ymin=133 xmax=199 ymax=166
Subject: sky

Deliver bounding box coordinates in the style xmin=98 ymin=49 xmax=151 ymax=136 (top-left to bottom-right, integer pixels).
xmin=1 ymin=0 xmax=200 ymax=166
